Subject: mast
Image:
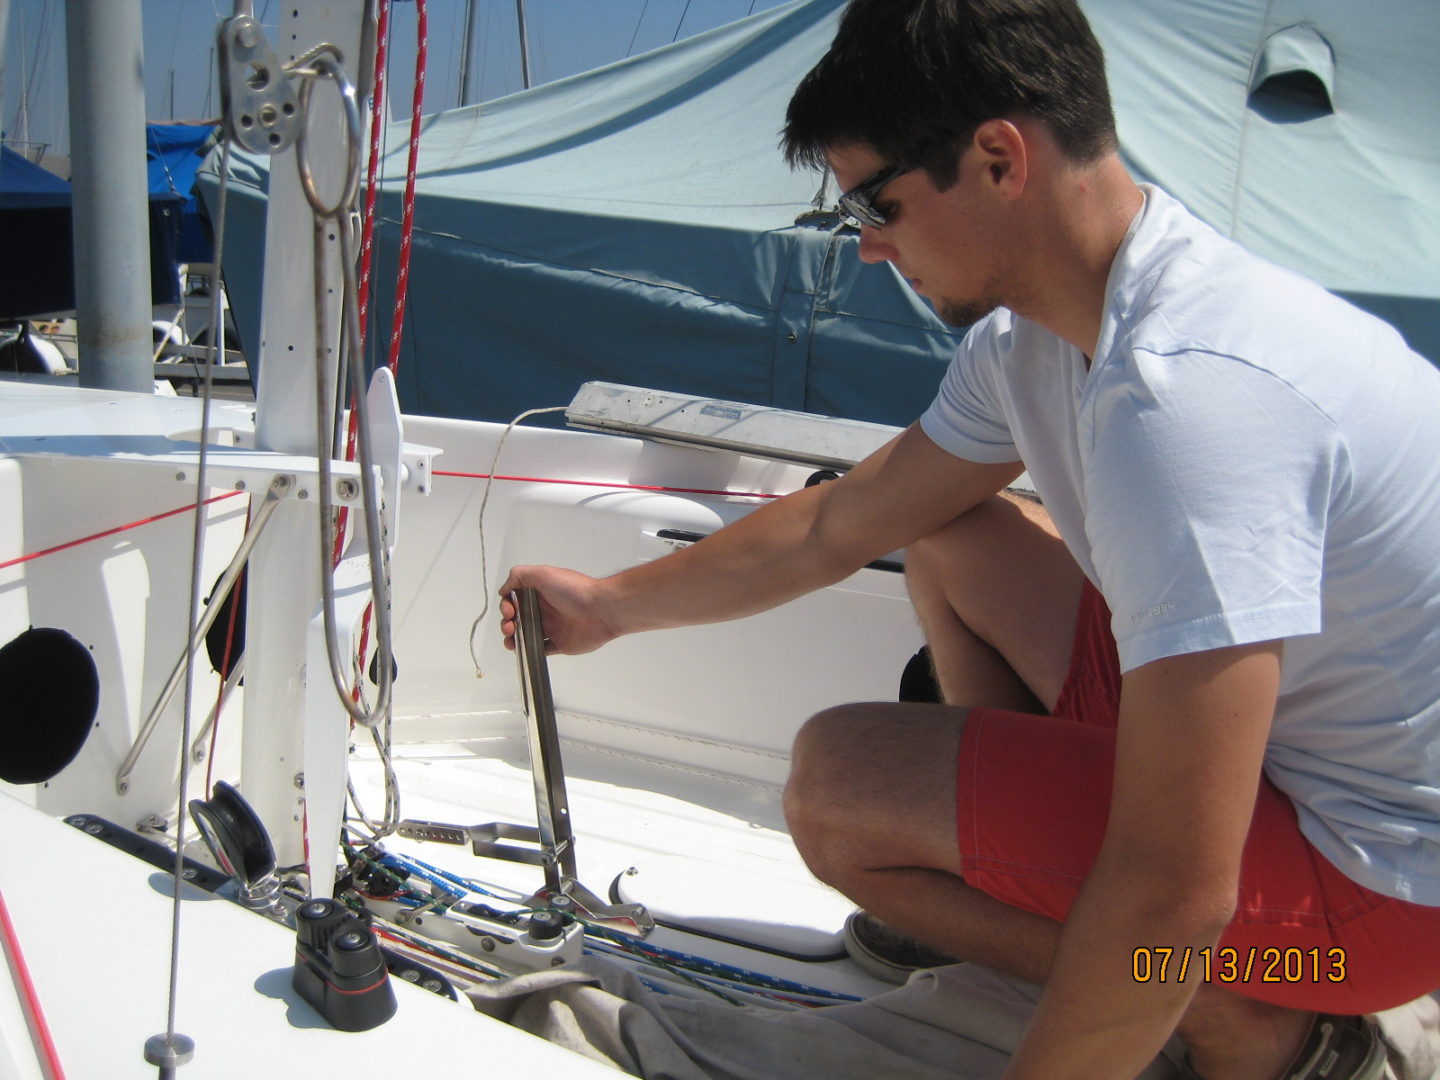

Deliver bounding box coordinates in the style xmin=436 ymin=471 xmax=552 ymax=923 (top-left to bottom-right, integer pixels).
xmin=64 ymin=0 xmax=154 ymax=393
xmin=240 ymin=1 xmax=369 ymax=874
xmin=458 ymin=0 xmax=532 ymax=106
xmin=459 ymin=0 xmax=481 ymax=106
xmin=0 ymin=1 xmax=10 ymax=137
xmin=516 ymin=0 xmax=533 ymax=90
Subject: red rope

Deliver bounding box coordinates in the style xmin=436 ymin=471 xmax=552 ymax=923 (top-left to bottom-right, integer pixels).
xmin=386 ymin=0 xmax=427 ymax=376
xmin=0 ymin=492 xmax=246 ymax=573
xmin=355 ymin=0 xmax=390 ymax=351
xmin=336 ymin=0 xmax=427 ymax=566
xmin=433 ymin=470 xmax=785 ymax=501
xmin=0 ymin=886 xmax=68 ymax=1080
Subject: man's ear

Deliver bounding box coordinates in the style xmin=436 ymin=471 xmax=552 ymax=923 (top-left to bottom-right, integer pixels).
xmin=971 ymin=118 xmax=1028 ymax=197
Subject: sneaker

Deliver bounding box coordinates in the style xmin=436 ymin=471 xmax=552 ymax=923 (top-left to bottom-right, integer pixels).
xmin=1183 ymin=1013 xmax=1386 ymax=1080
xmin=842 ymin=911 xmax=960 ymax=984
xmin=1281 ymin=1015 xmax=1386 ymax=1080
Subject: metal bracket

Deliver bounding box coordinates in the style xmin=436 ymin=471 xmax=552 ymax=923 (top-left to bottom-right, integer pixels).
xmin=389 ymin=589 xmax=653 ymax=935
xmin=217 ymin=14 xmax=303 ymax=154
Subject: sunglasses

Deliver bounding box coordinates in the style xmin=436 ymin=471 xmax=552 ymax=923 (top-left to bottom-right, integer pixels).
xmin=837 ymin=164 xmax=910 ymax=228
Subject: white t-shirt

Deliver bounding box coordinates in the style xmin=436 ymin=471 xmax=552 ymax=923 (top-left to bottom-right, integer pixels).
xmin=920 ymin=185 xmax=1440 ymax=904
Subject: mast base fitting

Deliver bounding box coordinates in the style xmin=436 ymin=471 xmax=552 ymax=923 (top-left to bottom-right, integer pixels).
xmin=144 ymin=1032 xmax=195 ymax=1071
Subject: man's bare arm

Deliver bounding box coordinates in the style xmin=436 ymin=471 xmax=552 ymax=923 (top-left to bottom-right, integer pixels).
xmin=499 ymin=423 xmax=1023 ymax=652
xmin=1004 ymin=640 xmax=1283 ymax=1080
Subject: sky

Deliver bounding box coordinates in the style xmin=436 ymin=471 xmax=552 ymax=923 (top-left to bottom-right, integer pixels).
xmin=1 ymin=0 xmax=791 ymax=163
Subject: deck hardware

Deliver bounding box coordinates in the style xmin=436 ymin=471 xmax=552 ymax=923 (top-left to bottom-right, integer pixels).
xmin=291 ymin=897 xmax=396 ymax=1031
xmin=189 ymin=781 xmax=287 ymax=921
xmin=394 ymin=588 xmax=653 ymax=934
xmin=217 ymin=13 xmax=302 ymax=155
xmin=116 ymin=479 xmax=288 ymax=794
xmin=144 ymin=1032 xmax=194 ymax=1076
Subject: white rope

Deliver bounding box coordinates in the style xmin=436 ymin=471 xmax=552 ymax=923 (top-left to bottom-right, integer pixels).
xmin=466 ymin=405 xmax=568 ymax=676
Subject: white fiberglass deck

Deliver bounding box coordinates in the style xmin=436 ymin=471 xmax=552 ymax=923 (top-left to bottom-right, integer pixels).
xmin=349 ymin=711 xmax=888 ymax=1002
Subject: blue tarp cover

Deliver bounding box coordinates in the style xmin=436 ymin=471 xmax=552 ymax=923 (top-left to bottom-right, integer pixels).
xmin=0 ymin=145 xmax=72 ymax=209
xmin=0 ymin=127 xmax=219 ymax=318
xmin=203 ymin=0 xmax=1439 ymax=425
xmin=147 ymin=124 xmax=217 ymax=264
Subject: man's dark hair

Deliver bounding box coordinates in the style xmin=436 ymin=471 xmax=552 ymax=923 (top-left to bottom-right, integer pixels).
xmin=783 ymin=0 xmax=1118 ymax=188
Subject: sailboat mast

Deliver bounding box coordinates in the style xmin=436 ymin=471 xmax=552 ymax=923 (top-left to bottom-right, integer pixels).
xmin=64 ymin=0 xmax=154 ymax=392
xmin=0 ymin=1 xmax=10 ymax=136
xmin=459 ymin=0 xmax=480 ymax=105
xmin=459 ymin=0 xmax=533 ymax=106
xmin=516 ymin=0 xmax=533 ymax=89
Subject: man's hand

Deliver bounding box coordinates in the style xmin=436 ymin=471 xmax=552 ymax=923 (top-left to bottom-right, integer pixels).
xmin=498 ymin=566 xmax=619 ymax=656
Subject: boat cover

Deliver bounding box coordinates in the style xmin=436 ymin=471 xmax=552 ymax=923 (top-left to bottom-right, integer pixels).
xmin=146 ymin=123 xmax=219 ymax=265
xmin=201 ymin=0 xmax=1440 ymax=425
xmin=0 ymin=139 xmax=193 ymax=318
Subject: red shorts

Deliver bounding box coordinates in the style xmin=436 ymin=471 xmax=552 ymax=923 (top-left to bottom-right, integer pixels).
xmin=957 ymin=582 xmax=1440 ymax=1013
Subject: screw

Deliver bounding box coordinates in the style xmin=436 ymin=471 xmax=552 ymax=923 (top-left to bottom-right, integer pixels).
xmin=294 ymin=772 xmax=305 ymax=789
xmin=336 ymin=478 xmax=359 ymax=500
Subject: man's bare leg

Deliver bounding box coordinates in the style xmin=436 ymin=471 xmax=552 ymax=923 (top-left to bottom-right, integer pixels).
xmin=785 ymin=705 xmax=1314 ymax=1078
xmin=904 ymin=492 xmax=1085 ymax=714
xmin=785 ymin=493 xmax=1315 ymax=1078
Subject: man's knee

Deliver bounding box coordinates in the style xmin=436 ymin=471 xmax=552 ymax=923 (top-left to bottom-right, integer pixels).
xmin=906 ymin=494 xmax=1048 ymax=588
xmin=785 ymin=704 xmax=893 ymax=880
xmin=785 ymin=706 xmax=868 ymax=832
xmin=785 ymin=702 xmax=968 ymax=883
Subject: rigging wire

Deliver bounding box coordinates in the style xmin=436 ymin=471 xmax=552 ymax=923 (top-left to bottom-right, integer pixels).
xmin=160 ymin=130 xmax=235 ymax=1062
xmin=671 ymin=0 xmax=694 ymax=43
xmin=10 ymin=0 xmax=54 ymax=145
xmin=626 ymin=0 xmax=652 ymax=56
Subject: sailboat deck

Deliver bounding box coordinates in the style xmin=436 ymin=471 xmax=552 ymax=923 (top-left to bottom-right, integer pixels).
xmin=351 ymin=713 xmax=887 ymax=1001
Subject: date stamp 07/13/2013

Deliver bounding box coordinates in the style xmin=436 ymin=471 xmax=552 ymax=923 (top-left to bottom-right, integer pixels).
xmin=1132 ymin=946 xmax=1347 ymax=985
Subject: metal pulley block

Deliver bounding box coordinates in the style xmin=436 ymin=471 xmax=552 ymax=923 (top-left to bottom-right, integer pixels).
xmin=217 ymin=14 xmax=303 ymax=154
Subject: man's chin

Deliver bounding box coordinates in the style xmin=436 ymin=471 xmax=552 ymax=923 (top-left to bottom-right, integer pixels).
xmin=938 ymin=298 xmax=1000 ymax=329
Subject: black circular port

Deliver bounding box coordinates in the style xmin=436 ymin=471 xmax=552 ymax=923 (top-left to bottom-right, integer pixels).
xmin=0 ymin=627 xmax=100 ymax=784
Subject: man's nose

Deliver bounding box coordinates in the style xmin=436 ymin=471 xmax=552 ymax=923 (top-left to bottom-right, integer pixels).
xmin=857 ymin=225 xmax=894 ymax=264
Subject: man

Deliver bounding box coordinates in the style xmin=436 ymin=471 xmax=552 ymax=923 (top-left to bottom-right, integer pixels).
xmin=501 ymin=1 xmax=1440 ymax=1077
